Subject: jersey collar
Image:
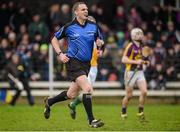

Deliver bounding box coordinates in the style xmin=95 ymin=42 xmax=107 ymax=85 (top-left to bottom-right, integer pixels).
xmin=74 ymin=18 xmax=87 ymax=27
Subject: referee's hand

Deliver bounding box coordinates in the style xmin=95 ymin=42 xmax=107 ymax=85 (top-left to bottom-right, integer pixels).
xmin=96 ymin=38 xmax=104 ymax=47
xmin=58 ymin=53 xmax=69 ymax=63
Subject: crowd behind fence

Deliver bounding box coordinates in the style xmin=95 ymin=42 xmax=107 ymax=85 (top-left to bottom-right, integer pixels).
xmin=0 ymin=1 xmax=180 ymax=91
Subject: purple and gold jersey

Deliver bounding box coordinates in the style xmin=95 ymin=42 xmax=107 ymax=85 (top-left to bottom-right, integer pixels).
xmin=124 ymin=42 xmax=143 ymax=71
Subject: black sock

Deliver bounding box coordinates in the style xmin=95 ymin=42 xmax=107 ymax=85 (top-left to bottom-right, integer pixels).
xmin=48 ymin=91 xmax=68 ymax=106
xmin=122 ymin=107 xmax=126 ymax=114
xmin=139 ymin=106 xmax=144 ymax=113
xmin=82 ymin=93 xmax=94 ymax=123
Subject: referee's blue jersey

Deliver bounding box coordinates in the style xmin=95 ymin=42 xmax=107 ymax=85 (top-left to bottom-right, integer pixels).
xmin=54 ymin=18 xmax=103 ymax=62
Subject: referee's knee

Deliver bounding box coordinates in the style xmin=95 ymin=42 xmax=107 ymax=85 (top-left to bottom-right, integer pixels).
xmin=67 ymin=91 xmax=77 ymax=99
xmin=82 ymin=86 xmax=92 ymax=93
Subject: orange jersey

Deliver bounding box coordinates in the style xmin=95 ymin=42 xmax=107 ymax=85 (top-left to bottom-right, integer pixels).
xmin=124 ymin=42 xmax=143 ymax=71
xmin=90 ymin=47 xmax=98 ymax=66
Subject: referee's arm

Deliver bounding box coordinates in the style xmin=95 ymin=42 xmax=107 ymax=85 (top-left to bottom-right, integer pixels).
xmin=51 ymin=36 xmax=69 ymax=63
xmin=51 ymin=25 xmax=66 ymax=55
xmin=51 ymin=36 xmax=62 ymax=54
xmin=96 ymin=27 xmax=104 ymax=49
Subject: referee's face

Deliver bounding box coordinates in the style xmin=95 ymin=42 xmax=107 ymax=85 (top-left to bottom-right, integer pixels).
xmin=75 ymin=4 xmax=88 ymax=21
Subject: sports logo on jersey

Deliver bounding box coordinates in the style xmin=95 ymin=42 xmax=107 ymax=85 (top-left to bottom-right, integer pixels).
xmin=70 ymin=33 xmax=80 ymax=40
xmin=87 ymin=31 xmax=95 ymax=36
xmin=73 ymin=33 xmax=80 ymax=37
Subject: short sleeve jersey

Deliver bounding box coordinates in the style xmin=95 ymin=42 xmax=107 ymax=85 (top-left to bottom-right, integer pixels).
xmin=54 ymin=19 xmax=103 ymax=62
xmin=124 ymin=42 xmax=143 ymax=71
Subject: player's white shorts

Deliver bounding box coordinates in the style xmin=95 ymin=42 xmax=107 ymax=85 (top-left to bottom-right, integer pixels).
xmin=124 ymin=70 xmax=146 ymax=88
xmin=88 ymin=66 xmax=98 ymax=85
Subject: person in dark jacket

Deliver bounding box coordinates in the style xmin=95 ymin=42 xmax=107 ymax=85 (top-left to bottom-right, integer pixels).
xmin=6 ymin=53 xmax=34 ymax=106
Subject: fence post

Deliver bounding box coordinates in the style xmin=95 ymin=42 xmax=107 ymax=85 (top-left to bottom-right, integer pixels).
xmin=49 ymin=44 xmax=54 ymax=97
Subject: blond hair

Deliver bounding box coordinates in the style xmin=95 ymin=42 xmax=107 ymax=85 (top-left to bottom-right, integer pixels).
xmin=72 ymin=2 xmax=86 ymax=13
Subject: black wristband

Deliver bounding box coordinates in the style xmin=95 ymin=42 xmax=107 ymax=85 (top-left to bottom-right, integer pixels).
xmin=57 ymin=51 xmax=62 ymax=56
xmin=97 ymin=46 xmax=101 ymax=50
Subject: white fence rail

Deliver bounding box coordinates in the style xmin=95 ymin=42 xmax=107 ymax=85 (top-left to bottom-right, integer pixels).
xmin=0 ymin=81 xmax=180 ymax=97
xmin=0 ymin=81 xmax=121 ymax=88
xmin=1 ymin=81 xmax=180 ymax=88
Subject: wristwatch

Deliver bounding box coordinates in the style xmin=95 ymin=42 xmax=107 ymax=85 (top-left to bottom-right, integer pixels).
xmin=57 ymin=51 xmax=62 ymax=56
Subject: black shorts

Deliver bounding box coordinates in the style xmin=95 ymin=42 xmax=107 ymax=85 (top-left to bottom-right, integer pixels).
xmin=66 ymin=58 xmax=90 ymax=81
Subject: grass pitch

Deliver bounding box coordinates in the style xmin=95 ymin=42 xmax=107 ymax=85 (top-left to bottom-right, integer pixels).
xmin=0 ymin=103 xmax=180 ymax=131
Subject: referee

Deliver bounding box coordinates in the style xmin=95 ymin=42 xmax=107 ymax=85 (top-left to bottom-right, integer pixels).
xmin=44 ymin=2 xmax=104 ymax=128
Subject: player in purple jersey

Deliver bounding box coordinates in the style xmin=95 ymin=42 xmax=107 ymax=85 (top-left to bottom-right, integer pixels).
xmin=121 ymin=28 xmax=149 ymax=122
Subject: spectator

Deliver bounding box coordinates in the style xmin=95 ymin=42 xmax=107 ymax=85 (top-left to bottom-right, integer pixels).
xmin=154 ymin=41 xmax=166 ymax=64
xmin=89 ymin=4 xmax=98 ymax=20
xmin=33 ymin=32 xmax=43 ymax=44
xmin=124 ymin=22 xmax=134 ymax=40
xmin=149 ymin=63 xmax=166 ymax=90
xmin=0 ymin=38 xmax=11 ymax=80
xmin=148 ymin=4 xmax=163 ymax=27
xmin=140 ymin=22 xmax=148 ymax=34
xmin=28 ymin=14 xmax=49 ymax=41
xmin=16 ymin=24 xmax=28 ymax=43
xmin=163 ymin=4 xmax=177 ymax=24
xmin=5 ymin=53 xmax=34 ymax=106
xmin=144 ymin=32 xmax=156 ymax=48
xmin=164 ymin=48 xmax=177 ymax=81
xmin=116 ymin=31 xmax=125 ymax=48
xmin=10 ymin=6 xmax=30 ymax=32
xmin=166 ymin=21 xmax=176 ymax=43
xmin=173 ymin=43 xmax=180 ymax=76
xmin=39 ymin=43 xmax=49 ymax=80
xmin=8 ymin=29 xmax=16 ymax=47
xmin=59 ymin=4 xmax=72 ymax=26
xmin=113 ymin=6 xmax=127 ymax=31
xmin=98 ymin=49 xmax=113 ymax=81
xmin=46 ymin=4 xmax=61 ymax=28
xmin=1 ymin=25 xmax=11 ymax=39
xmin=96 ymin=6 xmax=106 ymax=24
xmin=128 ymin=7 xmax=142 ymax=27
xmin=152 ymin=23 xmax=163 ymax=41
xmin=0 ymin=3 xmax=11 ymax=35
xmin=0 ymin=38 xmax=12 ymax=66
xmin=160 ymin=32 xmax=172 ymax=49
